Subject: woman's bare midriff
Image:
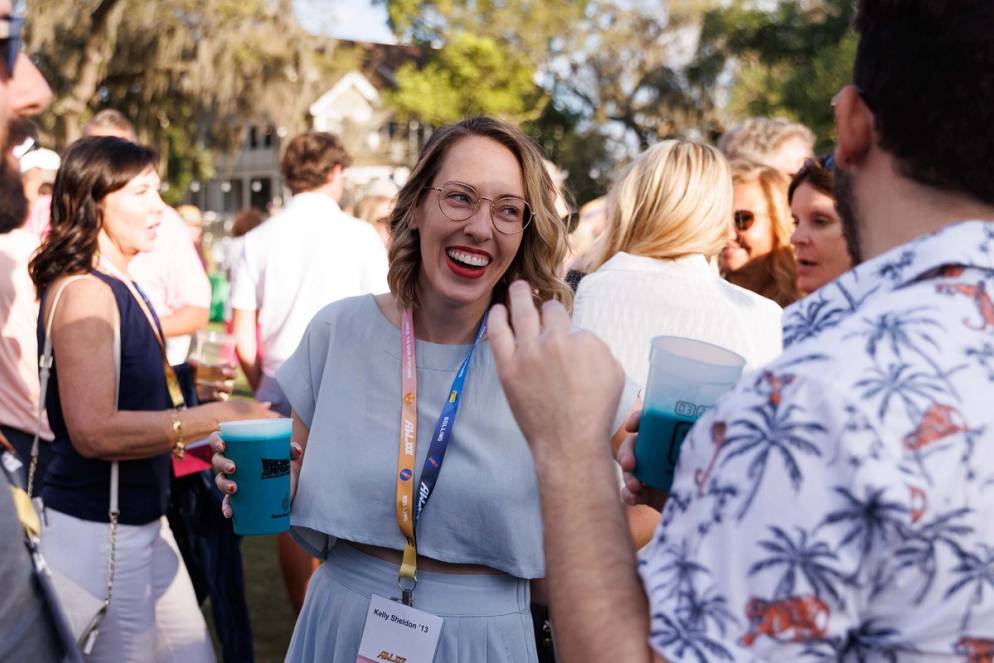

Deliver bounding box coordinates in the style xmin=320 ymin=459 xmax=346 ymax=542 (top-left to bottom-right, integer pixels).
xmin=348 ymin=541 xmax=501 ymax=575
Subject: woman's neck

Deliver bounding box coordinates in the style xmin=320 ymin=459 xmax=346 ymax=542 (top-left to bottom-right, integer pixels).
xmin=95 ymin=232 xmax=134 ymax=277
xmin=413 ymin=279 xmax=490 ymax=345
xmin=726 ymin=259 xmax=772 ymax=296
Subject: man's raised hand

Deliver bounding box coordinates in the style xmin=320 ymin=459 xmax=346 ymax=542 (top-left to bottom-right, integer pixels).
xmin=488 ymin=280 xmax=625 ymax=463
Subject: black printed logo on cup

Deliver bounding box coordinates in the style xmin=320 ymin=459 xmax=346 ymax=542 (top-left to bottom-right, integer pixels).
xmin=260 ymin=458 xmax=290 ymax=479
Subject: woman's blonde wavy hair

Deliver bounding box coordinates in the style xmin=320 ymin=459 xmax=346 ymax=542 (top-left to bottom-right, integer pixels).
xmin=729 ymin=159 xmax=802 ymax=307
xmin=387 ymin=117 xmax=572 ymax=311
xmin=588 ymin=140 xmax=733 ymax=271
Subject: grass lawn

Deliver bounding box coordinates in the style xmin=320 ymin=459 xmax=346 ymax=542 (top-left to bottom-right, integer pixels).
xmin=203 ymin=535 xmax=298 ymax=662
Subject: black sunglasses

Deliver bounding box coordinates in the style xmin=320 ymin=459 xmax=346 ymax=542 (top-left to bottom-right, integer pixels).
xmin=0 ymin=16 xmax=23 ymax=78
xmin=734 ymin=210 xmax=757 ymax=232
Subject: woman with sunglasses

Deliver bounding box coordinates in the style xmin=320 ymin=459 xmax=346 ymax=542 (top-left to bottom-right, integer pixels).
xmin=719 ymin=160 xmax=802 ymax=307
xmin=788 ymin=156 xmax=852 ymax=294
xmin=213 ymin=117 xmax=635 ymax=662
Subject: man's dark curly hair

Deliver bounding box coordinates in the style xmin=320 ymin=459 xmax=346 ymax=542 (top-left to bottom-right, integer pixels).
xmin=854 ymin=0 xmax=994 ymax=205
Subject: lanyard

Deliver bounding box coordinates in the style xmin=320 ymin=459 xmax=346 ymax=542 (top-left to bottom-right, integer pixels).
xmin=97 ymin=257 xmax=187 ymax=414
xmin=395 ymin=307 xmax=487 ymax=606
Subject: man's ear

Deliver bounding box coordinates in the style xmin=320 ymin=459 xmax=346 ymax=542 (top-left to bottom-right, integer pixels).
xmin=833 ymin=84 xmax=876 ymax=170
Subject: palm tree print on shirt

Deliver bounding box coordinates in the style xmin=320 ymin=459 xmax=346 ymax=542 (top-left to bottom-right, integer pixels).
xmin=944 ymin=543 xmax=994 ymax=633
xmin=819 ymin=486 xmax=909 ymax=572
xmin=718 ymin=393 xmax=826 ymax=521
xmin=747 ymin=526 xmax=848 ymax=606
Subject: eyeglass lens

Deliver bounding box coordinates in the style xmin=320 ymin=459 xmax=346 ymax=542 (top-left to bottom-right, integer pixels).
xmin=436 ymin=182 xmax=530 ymax=233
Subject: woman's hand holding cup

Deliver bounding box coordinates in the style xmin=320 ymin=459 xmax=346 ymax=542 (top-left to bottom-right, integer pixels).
xmin=212 ymin=431 xmax=304 ymax=520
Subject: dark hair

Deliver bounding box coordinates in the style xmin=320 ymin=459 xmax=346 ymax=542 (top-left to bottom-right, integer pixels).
xmin=0 ymin=165 xmax=28 ymax=234
xmin=231 ymin=207 xmax=267 ymax=238
xmin=788 ymin=155 xmax=835 ymax=204
xmin=280 ymin=131 xmax=352 ymax=195
xmin=854 ymin=0 xmax=994 ymax=205
xmin=6 ymin=117 xmax=38 ymax=152
xmin=29 ymin=136 xmax=158 ymax=293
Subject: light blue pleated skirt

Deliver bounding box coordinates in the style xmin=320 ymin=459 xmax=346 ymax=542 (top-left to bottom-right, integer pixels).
xmin=285 ymin=543 xmax=539 ymax=662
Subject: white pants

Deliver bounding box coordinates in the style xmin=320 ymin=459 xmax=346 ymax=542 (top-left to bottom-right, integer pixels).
xmin=40 ymin=508 xmax=215 ymax=663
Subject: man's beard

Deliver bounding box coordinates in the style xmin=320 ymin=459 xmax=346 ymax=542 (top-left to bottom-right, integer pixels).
xmin=0 ymin=152 xmax=29 ymax=234
xmin=834 ymin=167 xmax=863 ymax=265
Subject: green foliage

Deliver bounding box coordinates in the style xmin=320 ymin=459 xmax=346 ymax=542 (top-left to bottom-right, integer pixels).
xmin=694 ymin=0 xmax=857 ymax=147
xmin=525 ymin=101 xmax=613 ymax=206
xmin=381 ymin=0 xmax=588 ymax=66
xmin=25 ymin=0 xmax=358 ymax=197
xmin=386 ymin=32 xmax=545 ymax=125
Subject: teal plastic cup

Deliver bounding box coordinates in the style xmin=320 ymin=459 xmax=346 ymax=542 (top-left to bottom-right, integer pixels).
xmin=635 ymin=337 xmax=745 ymax=492
xmin=221 ymin=418 xmax=293 ymax=536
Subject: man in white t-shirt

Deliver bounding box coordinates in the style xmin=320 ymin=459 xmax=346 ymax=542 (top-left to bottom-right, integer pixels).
xmin=230 ymin=131 xmax=388 ymax=416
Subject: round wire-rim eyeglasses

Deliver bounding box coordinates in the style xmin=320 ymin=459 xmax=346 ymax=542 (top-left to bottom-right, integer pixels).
xmin=430 ymin=182 xmax=532 ymax=235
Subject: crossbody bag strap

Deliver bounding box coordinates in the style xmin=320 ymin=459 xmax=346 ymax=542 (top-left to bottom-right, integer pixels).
xmin=30 ymin=274 xmax=121 ymax=640
xmin=28 ymin=275 xmax=88 ymax=496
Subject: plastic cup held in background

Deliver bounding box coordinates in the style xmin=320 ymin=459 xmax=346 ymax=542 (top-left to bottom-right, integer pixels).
xmin=635 ymin=336 xmax=745 ymax=492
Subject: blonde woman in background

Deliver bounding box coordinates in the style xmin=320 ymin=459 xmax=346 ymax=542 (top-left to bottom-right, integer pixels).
xmin=574 ymin=141 xmax=783 ymax=385
xmin=719 ymin=159 xmax=802 ymax=307
xmin=572 ymin=140 xmax=783 ymax=549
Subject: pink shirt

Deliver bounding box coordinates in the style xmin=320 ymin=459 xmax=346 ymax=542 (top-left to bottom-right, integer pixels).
xmin=25 ymin=194 xmax=51 ymax=240
xmin=129 ymin=207 xmax=210 ymax=364
xmin=0 ymin=228 xmax=51 ymax=437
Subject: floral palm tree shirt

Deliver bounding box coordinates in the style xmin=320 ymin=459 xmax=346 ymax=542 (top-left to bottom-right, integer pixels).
xmin=639 ymin=221 xmax=994 ymax=662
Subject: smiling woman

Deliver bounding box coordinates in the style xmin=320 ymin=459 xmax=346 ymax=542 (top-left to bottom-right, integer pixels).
xmin=720 ymin=160 xmax=802 ymax=307
xmin=388 ymin=118 xmax=572 ymax=320
xmin=213 ymin=117 xmax=638 ymax=662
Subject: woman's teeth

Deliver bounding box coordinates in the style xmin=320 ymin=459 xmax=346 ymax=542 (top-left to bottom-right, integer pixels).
xmin=446 ymin=249 xmax=490 ymax=267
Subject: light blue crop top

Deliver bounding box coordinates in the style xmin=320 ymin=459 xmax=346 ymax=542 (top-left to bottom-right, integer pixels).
xmin=278 ymin=294 xmax=636 ymax=579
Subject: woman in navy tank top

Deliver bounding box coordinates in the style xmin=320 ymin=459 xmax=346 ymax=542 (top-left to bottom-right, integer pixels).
xmin=29 ymin=136 xmax=273 ymax=662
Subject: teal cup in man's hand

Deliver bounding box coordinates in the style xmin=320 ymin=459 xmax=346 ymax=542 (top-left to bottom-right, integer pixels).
xmin=221 ymin=418 xmax=293 ymax=536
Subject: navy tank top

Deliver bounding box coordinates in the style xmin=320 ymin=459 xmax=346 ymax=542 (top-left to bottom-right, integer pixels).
xmin=39 ymin=270 xmax=173 ymax=525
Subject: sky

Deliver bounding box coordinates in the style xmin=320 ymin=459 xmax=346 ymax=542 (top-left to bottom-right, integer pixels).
xmin=294 ymin=0 xmax=397 ymax=44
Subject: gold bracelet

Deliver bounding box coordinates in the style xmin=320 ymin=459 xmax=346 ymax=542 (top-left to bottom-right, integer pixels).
xmin=170 ymin=409 xmax=186 ymax=459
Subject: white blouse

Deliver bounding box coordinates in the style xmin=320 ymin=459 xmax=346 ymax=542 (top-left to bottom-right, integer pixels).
xmin=573 ymin=252 xmax=784 ymax=389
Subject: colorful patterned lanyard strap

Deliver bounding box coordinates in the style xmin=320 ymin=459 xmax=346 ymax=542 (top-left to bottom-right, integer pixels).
xmin=395 ymin=307 xmax=487 ymax=606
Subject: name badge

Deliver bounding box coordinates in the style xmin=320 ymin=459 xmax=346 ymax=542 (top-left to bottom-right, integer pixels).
xmin=357 ymin=594 xmax=443 ymax=663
